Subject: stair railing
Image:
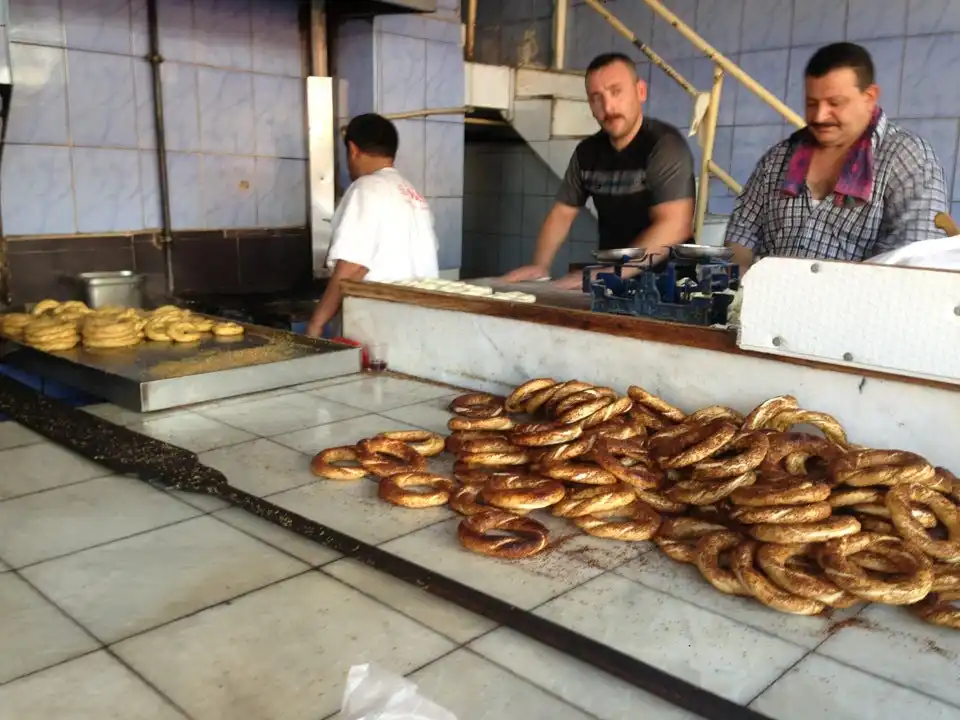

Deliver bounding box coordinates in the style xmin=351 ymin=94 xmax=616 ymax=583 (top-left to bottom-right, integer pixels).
xmin=463 ymin=0 xmax=806 ymax=243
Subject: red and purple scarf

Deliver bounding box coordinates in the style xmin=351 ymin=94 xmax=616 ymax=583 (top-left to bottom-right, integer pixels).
xmin=781 ymin=107 xmax=882 ymax=206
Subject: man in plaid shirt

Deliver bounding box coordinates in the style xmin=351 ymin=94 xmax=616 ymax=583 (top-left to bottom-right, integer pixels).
xmin=725 ymin=42 xmax=949 ymax=275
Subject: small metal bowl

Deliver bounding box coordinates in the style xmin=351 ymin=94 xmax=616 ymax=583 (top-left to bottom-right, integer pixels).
xmin=671 ymin=244 xmax=734 ymax=261
xmin=592 ymin=247 xmax=648 ymax=263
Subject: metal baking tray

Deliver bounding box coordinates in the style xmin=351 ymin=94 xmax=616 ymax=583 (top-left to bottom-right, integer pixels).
xmin=0 ymin=321 xmax=360 ymax=413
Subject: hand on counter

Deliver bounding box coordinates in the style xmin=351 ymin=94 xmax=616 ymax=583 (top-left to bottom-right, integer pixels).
xmin=501 ymin=264 xmax=550 ymax=283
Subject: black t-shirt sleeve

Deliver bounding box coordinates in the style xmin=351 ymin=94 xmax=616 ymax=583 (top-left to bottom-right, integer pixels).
xmin=646 ymin=132 xmax=696 ymax=205
xmin=555 ymin=149 xmax=588 ymax=207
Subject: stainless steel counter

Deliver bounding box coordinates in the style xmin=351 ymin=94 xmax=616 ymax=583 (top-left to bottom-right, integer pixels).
xmin=1 ymin=322 xmax=360 ymax=413
xmin=469 ymin=278 xmax=593 ymax=311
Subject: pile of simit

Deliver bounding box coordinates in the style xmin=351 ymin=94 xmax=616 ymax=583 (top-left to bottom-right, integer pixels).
xmin=0 ymin=299 xmax=244 ymax=351
xmin=309 ymin=378 xmax=960 ymax=628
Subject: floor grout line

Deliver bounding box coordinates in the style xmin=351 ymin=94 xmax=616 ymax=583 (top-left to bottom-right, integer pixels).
xmin=102 ymin=646 xmax=199 ymax=720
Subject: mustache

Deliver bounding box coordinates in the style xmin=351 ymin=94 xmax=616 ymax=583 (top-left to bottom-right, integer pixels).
xmin=603 ymin=115 xmax=624 ymax=122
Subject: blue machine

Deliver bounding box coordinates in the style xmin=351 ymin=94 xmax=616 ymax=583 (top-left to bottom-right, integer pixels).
xmin=582 ymin=245 xmax=740 ymax=326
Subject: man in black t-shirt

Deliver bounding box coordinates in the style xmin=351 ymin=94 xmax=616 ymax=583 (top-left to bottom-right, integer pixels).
xmin=502 ymin=52 xmax=696 ymax=289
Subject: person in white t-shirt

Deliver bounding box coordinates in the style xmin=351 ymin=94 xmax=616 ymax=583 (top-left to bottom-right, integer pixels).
xmin=306 ymin=113 xmax=439 ymax=337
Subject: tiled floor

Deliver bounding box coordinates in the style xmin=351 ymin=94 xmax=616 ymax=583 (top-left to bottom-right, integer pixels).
xmin=1 ymin=373 xmax=959 ymax=719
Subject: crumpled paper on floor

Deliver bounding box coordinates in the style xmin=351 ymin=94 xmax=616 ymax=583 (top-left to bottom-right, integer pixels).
xmin=340 ymin=663 xmax=458 ymax=720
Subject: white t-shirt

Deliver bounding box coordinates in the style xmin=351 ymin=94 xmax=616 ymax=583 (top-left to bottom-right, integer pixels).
xmin=325 ymin=167 xmax=440 ymax=282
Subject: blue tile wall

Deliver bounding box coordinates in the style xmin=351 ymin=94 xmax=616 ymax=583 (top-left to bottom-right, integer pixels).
xmin=519 ymin=0 xmax=960 ymax=215
xmin=1 ymin=0 xmax=307 ymax=237
xmin=333 ymin=2 xmax=465 ymax=271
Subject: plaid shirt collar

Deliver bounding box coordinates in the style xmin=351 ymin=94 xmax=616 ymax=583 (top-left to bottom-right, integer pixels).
xmin=781 ymin=107 xmax=887 ymax=207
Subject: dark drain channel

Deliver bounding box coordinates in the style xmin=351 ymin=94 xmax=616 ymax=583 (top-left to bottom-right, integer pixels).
xmin=0 ymin=376 xmax=772 ymax=720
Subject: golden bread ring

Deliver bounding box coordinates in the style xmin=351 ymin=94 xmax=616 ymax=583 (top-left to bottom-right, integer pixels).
xmin=541 ymin=381 xmax=596 ymax=415
xmin=32 ymin=299 xmax=61 ymax=315
xmin=686 ymin=405 xmax=745 ymax=426
xmin=144 ymin=320 xmax=172 ymax=342
xmin=539 ymin=461 xmax=617 ymax=485
xmin=758 ymin=432 xmax=841 ymax=478
xmin=651 ymin=420 xmax=738 ymax=469
xmin=666 ymin=470 xmax=757 ymax=506
xmin=834 ymin=450 xmax=936 ymax=487
xmin=910 ymin=593 xmax=960 ymax=629
xmin=741 ymin=395 xmax=799 ymax=431
xmin=695 ymin=531 xmax=752 ymax=596
xmin=447 ymin=415 xmax=515 ymax=432
xmin=933 ymin=564 xmax=960 ymax=593
xmin=480 ymin=475 xmax=566 ymax=512
xmin=357 ymin=436 xmax=427 ymax=478
xmin=886 ymin=483 xmax=960 ymax=562
xmin=504 ymin=378 xmax=558 ymax=413
xmin=453 ymin=461 xmax=517 ymax=483
xmin=449 ymin=392 xmax=504 ymax=419
xmin=755 ymin=542 xmax=859 ymax=608
xmin=510 ymin=421 xmax=583 ymax=447
xmin=855 ymin=515 xmax=896 ymax=534
xmin=633 ymin=486 xmax=688 ymax=514
xmin=459 ymin=450 xmax=530 ymax=467
xmin=654 ymin=516 xmax=728 ymax=563
xmin=768 ymin=408 xmax=848 ymax=448
xmin=445 ymin=431 xmax=507 ymax=455
xmin=591 ymin=438 xmax=662 ymax=490
xmin=749 ymin=515 xmax=861 ymax=544
xmin=578 ymin=395 xmax=634 ymax=429
xmin=691 ymin=432 xmax=770 ymax=480
xmin=626 ymin=385 xmax=686 ymax=422
xmin=310 ymin=446 xmax=367 ymax=480
xmin=583 ymin=416 xmax=646 ymax=441
xmin=54 ymin=301 xmax=90 ymax=315
xmin=189 ymin=317 xmax=214 ymax=332
xmin=167 ymin=321 xmax=202 ymax=343
xmin=379 ymin=430 xmax=445 ymax=457
xmin=378 ymin=472 xmax=453 ymax=508
xmin=457 ymin=510 xmax=549 ymax=559
xmin=850 ymin=502 xmax=937 ymax=528
xmin=533 ymin=436 xmax=597 ymax=465
xmin=732 ymin=540 xmax=827 ymax=615
xmin=572 ymin=500 xmax=662 ymax=541
xmin=729 ymin=501 xmax=833 ymax=525
xmin=555 ymin=396 xmax=614 ymax=425
xmin=212 ymin=322 xmax=244 ymax=337
xmin=30 ymin=336 xmax=81 ymax=352
xmin=552 ymin=387 xmax=618 ymax=418
xmin=449 ymin=485 xmax=491 ymax=515
xmin=828 ymin=487 xmax=885 ymax=508
xmin=455 ymin=436 xmax=519 ymax=454
xmin=628 ymin=403 xmax=673 ymax=431
xmin=729 ymin=477 xmax=831 ymax=507
xmin=820 ymin=533 xmax=934 ymax=605
xmin=550 ymin=483 xmax=636 ymax=518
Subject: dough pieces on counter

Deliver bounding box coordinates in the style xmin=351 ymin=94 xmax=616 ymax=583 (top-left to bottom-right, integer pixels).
xmin=388 ymin=278 xmax=536 ymax=303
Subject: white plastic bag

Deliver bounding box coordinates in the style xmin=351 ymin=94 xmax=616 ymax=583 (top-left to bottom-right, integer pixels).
xmin=868 ymin=234 xmax=960 ymax=270
xmin=340 ymin=663 xmax=458 ymax=720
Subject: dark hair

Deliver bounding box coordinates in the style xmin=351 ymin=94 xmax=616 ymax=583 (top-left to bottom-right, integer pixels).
xmin=804 ymin=42 xmax=875 ymax=90
xmin=586 ymin=52 xmax=637 ymax=78
xmin=344 ymin=113 xmax=399 ymax=158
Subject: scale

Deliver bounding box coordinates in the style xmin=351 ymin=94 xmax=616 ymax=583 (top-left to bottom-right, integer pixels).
xmin=582 ymin=245 xmax=739 ymax=326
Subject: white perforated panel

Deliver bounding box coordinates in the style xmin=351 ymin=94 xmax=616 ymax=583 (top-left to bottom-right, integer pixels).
xmin=737 ymin=257 xmax=960 ymax=385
